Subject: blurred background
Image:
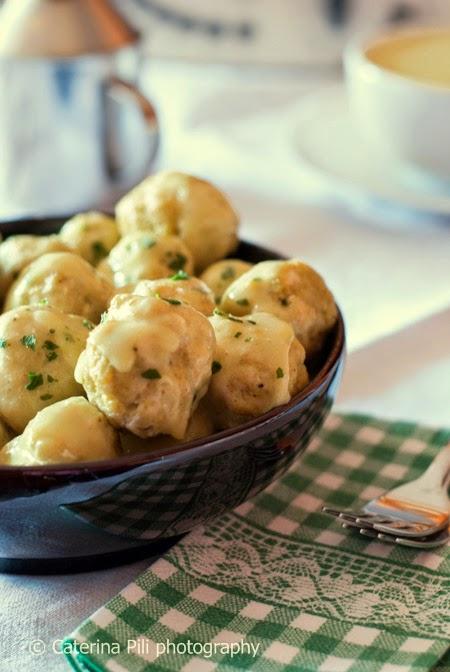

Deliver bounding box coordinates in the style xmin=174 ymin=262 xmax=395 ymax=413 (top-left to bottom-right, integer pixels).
xmin=117 ymin=0 xmax=447 ymax=64
xmin=1 ymin=0 xmax=450 ymax=217
xmin=0 ymin=0 xmax=449 ymax=424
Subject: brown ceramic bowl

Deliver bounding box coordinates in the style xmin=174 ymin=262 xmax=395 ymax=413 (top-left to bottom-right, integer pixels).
xmin=0 ymin=217 xmax=345 ymax=573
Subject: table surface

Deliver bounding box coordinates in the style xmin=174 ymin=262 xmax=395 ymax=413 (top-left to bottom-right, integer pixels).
xmin=1 ymin=59 xmax=449 ymax=672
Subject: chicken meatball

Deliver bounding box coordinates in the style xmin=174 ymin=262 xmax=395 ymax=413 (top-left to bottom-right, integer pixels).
xmin=0 ymin=306 xmax=91 ymax=432
xmin=5 ymin=252 xmax=113 ymax=322
xmin=206 ymin=311 xmax=309 ymax=429
xmin=106 ymin=232 xmax=194 ymax=288
xmin=134 ymin=272 xmax=215 ymax=316
xmin=220 ymin=260 xmax=337 ymax=357
xmin=0 ymin=235 xmax=70 ymax=299
xmin=116 ymin=171 xmax=239 ymax=272
xmin=183 ymin=400 xmax=215 ymax=440
xmin=0 ymin=418 xmax=13 ymax=449
xmin=60 ymin=211 xmax=119 ymax=266
xmin=0 ymin=397 xmax=119 ymax=466
xmin=200 ymin=259 xmax=253 ymax=304
xmin=120 ymin=400 xmax=214 ymax=454
xmin=96 ymin=258 xmax=115 ymax=284
xmin=75 ymin=293 xmax=215 ymax=439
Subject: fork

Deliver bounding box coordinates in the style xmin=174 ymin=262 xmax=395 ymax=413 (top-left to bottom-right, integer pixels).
xmin=353 ymin=524 xmax=449 ymax=549
xmin=323 ymin=443 xmax=450 ymax=539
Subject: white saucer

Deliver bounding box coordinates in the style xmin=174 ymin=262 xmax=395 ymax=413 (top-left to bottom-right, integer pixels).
xmin=292 ymin=85 xmax=450 ymax=219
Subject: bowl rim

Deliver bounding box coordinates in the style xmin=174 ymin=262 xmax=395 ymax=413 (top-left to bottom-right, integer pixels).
xmin=345 ymin=25 xmax=450 ymax=95
xmin=0 ymin=220 xmax=345 ymax=480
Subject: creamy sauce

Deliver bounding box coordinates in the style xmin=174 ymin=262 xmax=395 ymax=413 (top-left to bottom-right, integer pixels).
xmin=4 ymin=398 xmax=116 ymax=465
xmin=134 ymin=278 xmax=214 ymax=315
xmin=223 ymin=260 xmax=283 ymax=315
xmin=366 ymin=29 xmax=450 ymax=87
xmin=211 ymin=311 xmax=293 ymax=407
xmin=91 ymin=317 xmax=182 ymax=372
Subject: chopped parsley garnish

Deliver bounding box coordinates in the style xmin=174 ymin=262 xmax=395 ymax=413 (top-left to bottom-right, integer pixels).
xmin=45 ymin=351 xmax=58 ymax=362
xmin=236 ymin=298 xmax=250 ymax=307
xmin=83 ymin=319 xmax=94 ymax=331
xmin=141 ymin=237 xmax=156 ymax=249
xmin=91 ymin=241 xmax=108 ymax=261
xmin=221 ymin=267 xmax=235 ymax=281
xmin=162 ymin=297 xmax=182 ymax=306
xmin=167 ymin=253 xmax=187 ymax=271
xmin=47 ymin=374 xmax=57 ymax=383
xmin=38 ymin=298 xmax=49 ymax=305
xmin=276 ymin=367 xmax=284 ymax=379
xmin=26 ymin=372 xmax=44 ymax=391
xmin=0 ymin=338 xmax=9 ymax=348
xmin=170 ymin=270 xmax=190 ymax=281
xmin=141 ymin=368 xmax=161 ymax=380
xmin=234 ymin=331 xmax=242 ymax=338
xmin=211 ymin=360 xmax=222 ymax=374
xmin=40 ymin=393 xmax=53 ymax=401
xmin=279 ymin=297 xmax=290 ymax=307
xmin=21 ymin=334 xmax=36 ymax=350
xmin=213 ymin=308 xmax=245 ymax=324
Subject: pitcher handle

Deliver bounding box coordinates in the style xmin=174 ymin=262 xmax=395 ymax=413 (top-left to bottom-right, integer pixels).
xmin=104 ymin=76 xmax=159 ymax=189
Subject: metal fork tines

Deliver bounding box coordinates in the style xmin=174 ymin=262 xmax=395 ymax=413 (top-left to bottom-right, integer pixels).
xmin=322 ymin=507 xmax=448 ymax=536
xmin=348 ymin=524 xmax=449 ymax=549
xmin=322 ymin=443 xmax=450 ymax=543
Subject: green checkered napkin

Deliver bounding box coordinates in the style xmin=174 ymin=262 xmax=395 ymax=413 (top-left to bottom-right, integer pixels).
xmin=64 ymin=414 xmax=450 ymax=672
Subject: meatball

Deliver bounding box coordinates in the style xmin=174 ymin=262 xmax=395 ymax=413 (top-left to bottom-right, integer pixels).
xmin=0 ymin=397 xmax=119 ymax=466
xmin=116 ymin=171 xmax=239 ymax=272
xmin=220 ymin=260 xmax=337 ymax=357
xmin=206 ymin=311 xmax=309 ymax=429
xmin=5 ymin=252 xmax=113 ymax=322
xmin=183 ymin=400 xmax=215 ymax=439
xmin=134 ymin=272 xmax=215 ymax=316
xmin=0 ymin=306 xmax=91 ymax=432
xmin=106 ymin=233 xmax=194 ymax=288
xmin=0 ymin=235 xmax=70 ymax=299
xmin=0 ymin=418 xmax=13 ymax=449
xmin=60 ymin=211 xmax=119 ymax=266
xmin=200 ymin=259 xmax=253 ymax=304
xmin=75 ymin=293 xmax=215 ymax=439
xmin=120 ymin=400 xmax=214 ymax=454
xmin=96 ymin=258 xmax=115 ymax=284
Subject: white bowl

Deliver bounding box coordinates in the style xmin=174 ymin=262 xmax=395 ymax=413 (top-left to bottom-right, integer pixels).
xmin=344 ymin=28 xmax=450 ymax=179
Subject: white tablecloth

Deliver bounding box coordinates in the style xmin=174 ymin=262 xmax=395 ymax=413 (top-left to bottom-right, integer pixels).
xmin=1 ymin=60 xmax=449 ymax=672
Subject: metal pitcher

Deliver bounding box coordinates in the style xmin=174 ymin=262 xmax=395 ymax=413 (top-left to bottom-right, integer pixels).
xmin=0 ymin=0 xmax=159 ymax=217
